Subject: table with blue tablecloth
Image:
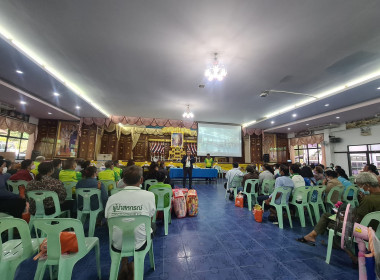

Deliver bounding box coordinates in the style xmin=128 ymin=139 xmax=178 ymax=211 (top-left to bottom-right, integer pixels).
xmin=169 ymin=168 xmax=218 ymax=179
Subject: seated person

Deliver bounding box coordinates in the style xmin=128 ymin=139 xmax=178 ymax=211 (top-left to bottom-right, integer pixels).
xmin=300 ymin=166 xmax=316 ymax=186
xmin=113 ymin=160 xmax=123 ymax=180
xmin=336 ymin=168 xmax=354 ymax=198
xmin=0 ymin=159 xmax=27 ymax=218
xmin=3 ymin=160 xmax=12 ymax=181
xmin=323 ymin=170 xmax=344 ymax=204
xmin=79 ymin=160 xmax=91 ymax=177
xmin=144 ymin=162 xmax=159 ymax=180
xmin=259 ymin=164 xmax=275 ymax=186
xmin=148 ymin=171 xmax=172 ymax=209
xmin=242 ymin=165 xmax=259 ymax=192
xmin=31 ymin=156 xmax=45 ymax=177
xmin=98 ymin=160 xmax=120 ymax=182
xmin=225 ymin=162 xmax=244 ymax=191
xmin=158 ymin=161 xmax=171 ymax=185
xmin=257 ymin=164 xmax=294 ymax=221
xmin=297 ymin=172 xmax=380 ymax=246
xmin=76 ymin=166 xmax=108 ymax=211
xmin=27 ymin=162 xmax=70 ymax=215
xmin=51 ymin=159 xmax=62 ymax=180
xmin=7 ymin=161 xmax=20 ymax=176
xmin=290 ymin=164 xmax=305 ymax=201
xmin=105 ymin=165 xmax=156 ymax=278
xmin=59 ymin=158 xmax=82 ymax=182
xmin=314 ymin=166 xmax=324 ymax=183
xmin=9 ymin=159 xmax=34 ymax=181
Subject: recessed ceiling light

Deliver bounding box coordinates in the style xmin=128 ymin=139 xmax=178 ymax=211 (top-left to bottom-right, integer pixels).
xmin=16 ymin=70 xmax=23 ymax=74
xmin=287 ymin=127 xmax=291 ymax=130
xmin=271 ymin=121 xmax=275 ymax=124
xmin=306 ymin=123 xmax=309 ymax=126
xmin=292 ymin=113 xmax=297 ymax=117
xmin=53 ymin=92 xmax=60 ymax=96
xmin=336 ymin=116 xmax=340 ymax=119
xmin=76 ymin=106 xmax=80 ymax=109
xmin=48 ymin=112 xmax=52 ymax=115
xmin=377 ymin=87 xmax=380 ymax=90
xmin=20 ymin=101 xmax=27 ymax=105
xmin=325 ymin=104 xmax=329 ymax=107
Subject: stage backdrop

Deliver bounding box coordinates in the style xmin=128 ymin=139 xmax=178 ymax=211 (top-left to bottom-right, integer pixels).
xmin=55 ymin=121 xmax=79 ymax=157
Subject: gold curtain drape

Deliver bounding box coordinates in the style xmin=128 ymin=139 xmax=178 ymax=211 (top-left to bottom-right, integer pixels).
xmin=0 ymin=116 xmax=37 ymax=134
xmin=289 ymin=134 xmax=326 ymax=166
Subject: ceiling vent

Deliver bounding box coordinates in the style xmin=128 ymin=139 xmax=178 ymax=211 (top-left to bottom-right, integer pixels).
xmin=0 ymin=102 xmax=15 ymax=111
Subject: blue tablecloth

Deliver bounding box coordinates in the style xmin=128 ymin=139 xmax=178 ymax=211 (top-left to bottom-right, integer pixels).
xmin=169 ymin=168 xmax=218 ymax=179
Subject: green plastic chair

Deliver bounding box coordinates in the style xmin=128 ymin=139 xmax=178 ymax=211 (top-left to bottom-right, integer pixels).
xmin=0 ymin=213 xmax=14 ymax=239
xmin=342 ymin=185 xmax=359 ymax=207
xmin=261 ymin=186 xmax=293 ymax=229
xmin=326 ymin=211 xmax=380 ymax=264
xmin=100 ymin=180 xmax=116 ymax=195
xmin=316 ymin=180 xmax=323 ymax=185
xmin=27 ymin=190 xmax=69 ymax=231
xmin=149 ymin=188 xmax=172 ymax=235
xmin=6 ymin=180 xmax=29 ymax=196
xmin=110 ymin=188 xmax=125 ymax=195
xmin=289 ymin=186 xmax=314 ymax=227
xmin=225 ymin=175 xmax=243 ymax=200
xmin=348 ymin=176 xmax=356 ymax=184
xmin=63 ymin=181 xmax=76 ymax=201
xmin=261 ymin=179 xmax=276 ymax=195
xmin=308 ymin=185 xmax=326 ymax=223
xmin=0 ymin=218 xmax=39 ymax=279
xmin=325 ymin=186 xmax=344 ymax=213
xmin=144 ymin=179 xmax=158 ymax=190
xmin=33 ymin=218 xmax=101 ymax=280
xmin=241 ymin=179 xmax=259 ymax=211
xmin=76 ymin=188 xmax=104 ymax=237
xmin=108 ymin=215 xmax=155 ymax=280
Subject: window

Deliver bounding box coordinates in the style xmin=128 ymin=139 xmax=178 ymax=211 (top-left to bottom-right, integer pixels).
xmin=0 ymin=129 xmax=29 ymax=160
xmin=294 ymin=143 xmax=322 ymax=165
xmin=348 ymin=144 xmax=380 ymax=175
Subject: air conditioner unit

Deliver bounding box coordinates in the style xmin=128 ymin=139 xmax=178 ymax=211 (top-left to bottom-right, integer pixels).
xmin=0 ymin=102 xmax=15 ymax=111
xmin=329 ymin=136 xmax=342 ymax=143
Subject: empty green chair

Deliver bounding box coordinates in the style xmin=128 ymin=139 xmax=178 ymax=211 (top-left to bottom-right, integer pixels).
xmin=27 ymin=190 xmax=69 ymax=230
xmin=308 ymin=185 xmax=326 ymax=223
xmin=326 ymin=211 xmax=380 ymax=264
xmin=33 ymin=218 xmax=101 ymax=280
xmin=76 ymin=188 xmax=104 ymax=237
xmin=225 ymin=175 xmax=243 ymax=200
xmin=325 ymin=186 xmax=344 ymax=213
xmin=150 ymin=188 xmax=172 ymax=235
xmin=0 ymin=218 xmax=39 ymax=280
xmin=289 ymin=186 xmax=314 ymax=227
xmin=261 ymin=186 xmax=293 ymax=229
xmin=7 ymin=180 xmax=28 ymax=196
xmin=108 ymin=215 xmax=155 ymax=280
xmin=144 ymin=179 xmax=158 ymax=190
xmin=63 ymin=181 xmax=76 ymax=201
xmin=261 ymin=179 xmax=276 ymax=195
xmin=0 ymin=213 xmax=14 ymax=240
xmin=100 ymin=180 xmax=116 ymax=195
xmin=241 ymin=179 xmax=259 ymax=211
xmin=342 ymin=185 xmax=359 ymax=207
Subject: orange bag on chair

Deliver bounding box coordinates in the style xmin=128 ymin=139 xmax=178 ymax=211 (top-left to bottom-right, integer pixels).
xmin=235 ymin=194 xmax=244 ymax=208
xmin=33 ymin=232 xmax=78 ymax=260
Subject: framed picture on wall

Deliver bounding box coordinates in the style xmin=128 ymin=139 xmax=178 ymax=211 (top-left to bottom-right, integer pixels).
xmin=55 ymin=121 xmax=79 ymax=157
xmin=171 ymin=132 xmax=184 ymax=148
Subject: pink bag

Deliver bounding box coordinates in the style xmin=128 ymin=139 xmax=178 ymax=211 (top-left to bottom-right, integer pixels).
xmin=173 ymin=190 xmax=186 ymax=218
xmin=186 ymin=189 xmax=198 ymax=217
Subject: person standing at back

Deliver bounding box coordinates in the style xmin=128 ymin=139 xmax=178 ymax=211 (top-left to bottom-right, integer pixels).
xmin=204 ymin=153 xmax=214 ymax=182
xmin=181 ymin=150 xmax=195 ymax=189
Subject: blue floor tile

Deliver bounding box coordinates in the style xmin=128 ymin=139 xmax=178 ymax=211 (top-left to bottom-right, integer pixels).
xmin=14 ymin=179 xmax=359 ymax=279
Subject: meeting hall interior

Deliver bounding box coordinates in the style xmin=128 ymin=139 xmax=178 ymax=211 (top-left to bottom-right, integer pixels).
xmin=1 ymin=1 xmax=380 ymax=279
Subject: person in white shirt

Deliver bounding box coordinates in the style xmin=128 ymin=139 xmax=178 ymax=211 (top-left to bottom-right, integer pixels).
xmin=290 ymin=164 xmax=305 ymax=201
xmin=105 ymin=165 xmax=156 ymax=277
xmin=259 ymin=164 xmax=275 ymax=185
xmin=225 ymin=162 xmax=244 ymax=190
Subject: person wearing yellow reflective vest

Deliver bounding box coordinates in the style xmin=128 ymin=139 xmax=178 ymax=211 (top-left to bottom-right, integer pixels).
xmin=113 ymin=160 xmax=123 ymax=180
xmin=31 ymin=156 xmax=45 ymax=177
xmin=204 ymin=153 xmax=214 ymax=182
xmin=59 ymin=158 xmax=82 ymax=182
xmin=98 ymin=161 xmax=120 ymax=182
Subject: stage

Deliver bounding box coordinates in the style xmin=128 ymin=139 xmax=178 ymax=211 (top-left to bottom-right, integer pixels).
xmin=169 ymin=168 xmax=218 ymax=180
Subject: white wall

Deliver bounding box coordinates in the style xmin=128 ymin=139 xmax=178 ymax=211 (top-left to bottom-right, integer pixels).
xmin=326 ymin=124 xmax=380 ymax=172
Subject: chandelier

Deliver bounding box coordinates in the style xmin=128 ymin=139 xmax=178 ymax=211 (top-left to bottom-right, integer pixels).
xmin=182 ymin=105 xmax=194 ymax=118
xmin=204 ymin=53 xmax=227 ymax=81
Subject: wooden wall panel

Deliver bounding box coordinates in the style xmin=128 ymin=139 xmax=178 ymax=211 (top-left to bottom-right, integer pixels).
xmin=133 ymin=135 xmax=148 ymax=161
xmin=250 ymin=134 xmax=262 ymax=163
xmin=34 ymin=119 xmax=58 ymax=159
xmin=276 ymin=134 xmax=290 ymax=163
xmin=78 ymin=124 xmax=97 ymax=160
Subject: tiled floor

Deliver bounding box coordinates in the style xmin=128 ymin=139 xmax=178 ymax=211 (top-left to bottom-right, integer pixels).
xmin=15 ymin=179 xmax=358 ymax=279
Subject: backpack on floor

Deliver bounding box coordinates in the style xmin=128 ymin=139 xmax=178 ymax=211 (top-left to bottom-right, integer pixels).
xmin=186 ymin=189 xmax=198 ymax=217
xmin=173 ymin=190 xmax=186 ymax=218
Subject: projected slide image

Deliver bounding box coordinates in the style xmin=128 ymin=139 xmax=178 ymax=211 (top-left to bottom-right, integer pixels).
xmin=197 ymin=123 xmax=242 ymax=157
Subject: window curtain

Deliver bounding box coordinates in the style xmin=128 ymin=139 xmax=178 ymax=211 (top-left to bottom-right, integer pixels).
xmin=288 ymin=134 xmax=326 ymax=166
xmin=0 ymin=116 xmax=37 ymax=134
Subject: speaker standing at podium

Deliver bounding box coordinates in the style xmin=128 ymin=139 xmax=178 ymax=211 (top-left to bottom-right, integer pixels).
xmin=181 ymin=150 xmax=195 ymax=189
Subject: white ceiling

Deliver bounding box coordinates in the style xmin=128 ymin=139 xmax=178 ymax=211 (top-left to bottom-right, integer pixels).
xmin=0 ymin=0 xmax=380 ymax=130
